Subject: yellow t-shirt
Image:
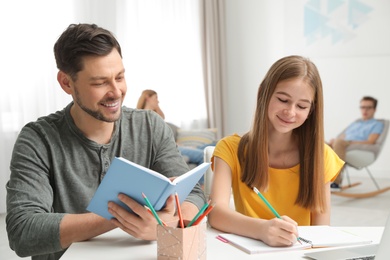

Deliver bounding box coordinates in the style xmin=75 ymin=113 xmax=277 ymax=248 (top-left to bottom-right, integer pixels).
xmin=213 ymin=134 xmax=344 ymax=226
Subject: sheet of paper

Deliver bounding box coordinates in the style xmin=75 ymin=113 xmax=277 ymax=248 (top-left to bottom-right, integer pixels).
xmin=217 ymin=234 xmax=311 ymax=254
xmin=218 ymin=225 xmax=372 ymax=254
xmin=298 ymin=225 xmax=372 ymax=247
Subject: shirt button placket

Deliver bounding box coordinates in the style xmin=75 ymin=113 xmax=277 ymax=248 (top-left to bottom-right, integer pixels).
xmin=100 ymin=147 xmax=110 ymax=182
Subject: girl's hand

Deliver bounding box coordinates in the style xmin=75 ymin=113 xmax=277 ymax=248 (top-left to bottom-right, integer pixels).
xmin=258 ymin=216 xmax=299 ymax=247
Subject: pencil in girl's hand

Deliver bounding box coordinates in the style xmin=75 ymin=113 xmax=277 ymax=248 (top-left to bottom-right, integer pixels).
xmin=253 ymin=187 xmax=281 ymax=218
xmin=252 ymin=187 xmax=307 ymax=245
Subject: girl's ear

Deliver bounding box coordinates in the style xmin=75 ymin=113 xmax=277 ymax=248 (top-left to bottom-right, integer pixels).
xmin=57 ymin=71 xmax=73 ymax=94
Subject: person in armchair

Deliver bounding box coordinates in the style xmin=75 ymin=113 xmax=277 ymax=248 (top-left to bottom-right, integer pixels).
xmin=329 ymin=96 xmax=384 ymax=190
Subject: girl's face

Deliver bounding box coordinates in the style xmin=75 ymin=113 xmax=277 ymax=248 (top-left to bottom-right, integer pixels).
xmin=268 ymin=78 xmax=314 ymax=134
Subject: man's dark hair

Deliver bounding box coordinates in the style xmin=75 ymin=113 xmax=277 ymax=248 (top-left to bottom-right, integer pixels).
xmin=361 ymin=96 xmax=378 ymax=109
xmin=54 ymin=23 xmax=122 ymax=80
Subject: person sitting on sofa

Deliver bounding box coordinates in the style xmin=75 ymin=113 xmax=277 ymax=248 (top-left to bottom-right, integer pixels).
xmin=328 ymin=96 xmax=384 ymax=191
xmin=136 ymin=89 xmax=213 ymax=167
xmin=136 ymin=89 xmax=165 ymax=119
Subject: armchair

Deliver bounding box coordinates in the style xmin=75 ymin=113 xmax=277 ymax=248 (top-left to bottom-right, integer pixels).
xmin=332 ymin=119 xmax=390 ymax=198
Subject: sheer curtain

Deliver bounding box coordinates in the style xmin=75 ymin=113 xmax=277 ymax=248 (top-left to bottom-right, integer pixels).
xmin=0 ymin=0 xmax=208 ymax=213
xmin=200 ymin=0 xmax=226 ymax=139
xmin=0 ymin=0 xmax=76 ymax=213
xmin=119 ymin=0 xmax=207 ymax=129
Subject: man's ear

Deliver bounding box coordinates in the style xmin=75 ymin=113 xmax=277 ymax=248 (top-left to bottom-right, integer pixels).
xmin=57 ymin=71 xmax=73 ymax=94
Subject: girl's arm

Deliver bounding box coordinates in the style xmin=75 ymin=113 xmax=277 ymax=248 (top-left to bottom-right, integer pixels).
xmin=154 ymin=106 xmax=165 ymax=119
xmin=208 ymin=157 xmax=299 ymax=246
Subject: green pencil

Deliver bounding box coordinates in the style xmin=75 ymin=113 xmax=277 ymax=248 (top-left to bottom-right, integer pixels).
xmin=187 ymin=200 xmax=210 ymax=227
xmin=142 ymin=192 xmax=163 ymax=226
xmin=253 ymin=187 xmax=281 ymax=218
xmin=253 ymin=187 xmax=307 ymax=244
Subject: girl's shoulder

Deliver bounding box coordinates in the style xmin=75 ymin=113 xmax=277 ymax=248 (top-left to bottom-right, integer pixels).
xmin=218 ymin=133 xmax=242 ymax=148
xmin=214 ymin=134 xmax=241 ymax=170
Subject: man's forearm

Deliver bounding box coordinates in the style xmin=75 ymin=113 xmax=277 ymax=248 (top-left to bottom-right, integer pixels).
xmin=180 ymin=201 xmax=202 ymax=221
xmin=60 ymin=213 xmax=116 ymax=248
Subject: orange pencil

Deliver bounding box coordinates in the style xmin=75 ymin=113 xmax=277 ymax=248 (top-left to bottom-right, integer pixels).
xmin=175 ymin=192 xmax=184 ymax=228
xmin=191 ymin=202 xmax=216 ymax=226
xmin=187 ymin=199 xmax=211 ymax=227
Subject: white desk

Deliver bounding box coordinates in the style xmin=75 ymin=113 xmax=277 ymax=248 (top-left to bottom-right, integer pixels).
xmin=62 ymin=226 xmax=384 ymax=259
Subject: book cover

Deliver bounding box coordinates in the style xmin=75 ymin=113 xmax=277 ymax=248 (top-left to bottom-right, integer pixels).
xmin=87 ymin=157 xmax=210 ymax=219
xmin=218 ymin=226 xmax=372 ymax=254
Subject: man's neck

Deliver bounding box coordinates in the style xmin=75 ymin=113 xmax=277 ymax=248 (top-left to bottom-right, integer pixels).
xmin=70 ymin=106 xmax=116 ymax=144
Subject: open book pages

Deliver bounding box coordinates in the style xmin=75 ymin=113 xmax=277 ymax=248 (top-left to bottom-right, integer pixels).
xmin=218 ymin=225 xmax=372 ymax=254
xmin=298 ymin=225 xmax=372 ymax=248
xmin=87 ymin=157 xmax=210 ymax=219
xmin=217 ymin=234 xmax=311 ymax=254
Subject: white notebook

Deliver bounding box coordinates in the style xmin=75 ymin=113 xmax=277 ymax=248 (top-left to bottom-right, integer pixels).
xmin=217 ymin=233 xmax=311 ymax=254
xmin=218 ymin=225 xmax=372 ymax=254
xmin=305 ymin=214 xmax=390 ymax=260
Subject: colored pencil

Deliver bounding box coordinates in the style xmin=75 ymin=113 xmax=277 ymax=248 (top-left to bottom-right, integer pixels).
xmin=142 ymin=192 xmax=163 ymax=226
xmin=253 ymin=187 xmax=281 ymax=218
xmin=175 ymin=192 xmax=184 ymax=228
xmin=144 ymin=206 xmax=167 ymax=226
xmin=252 ymin=187 xmax=304 ymax=244
xmin=187 ymin=200 xmax=211 ymax=227
xmin=191 ymin=202 xmax=216 ymax=226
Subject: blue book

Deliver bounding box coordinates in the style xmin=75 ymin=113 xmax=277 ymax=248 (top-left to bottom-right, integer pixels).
xmin=87 ymin=157 xmax=210 ymax=220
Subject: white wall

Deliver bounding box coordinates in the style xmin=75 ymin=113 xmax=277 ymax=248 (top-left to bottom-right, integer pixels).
xmin=223 ymin=0 xmax=390 ymax=177
xmin=223 ymin=0 xmax=285 ymax=136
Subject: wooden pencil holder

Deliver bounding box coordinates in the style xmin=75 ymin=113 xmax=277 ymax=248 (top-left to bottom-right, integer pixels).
xmin=157 ymin=221 xmax=207 ymax=260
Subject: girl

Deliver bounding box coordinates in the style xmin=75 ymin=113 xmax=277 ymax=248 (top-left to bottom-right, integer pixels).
xmin=136 ymin=89 xmax=165 ymax=119
xmin=208 ymin=55 xmax=344 ymax=247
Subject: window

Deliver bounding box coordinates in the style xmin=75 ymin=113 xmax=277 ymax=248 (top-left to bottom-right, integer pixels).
xmin=120 ymin=0 xmax=207 ymax=128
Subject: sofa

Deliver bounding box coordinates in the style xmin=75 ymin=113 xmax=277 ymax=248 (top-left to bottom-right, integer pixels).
xmin=167 ymin=122 xmax=217 ymax=169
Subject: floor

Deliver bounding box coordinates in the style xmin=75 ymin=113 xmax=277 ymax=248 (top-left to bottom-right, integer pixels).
xmin=2 ymin=176 xmax=390 ymax=260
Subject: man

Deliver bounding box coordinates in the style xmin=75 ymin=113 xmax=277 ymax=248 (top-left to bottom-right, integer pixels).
xmin=329 ymin=96 xmax=384 ymax=190
xmin=6 ymin=23 xmax=206 ymax=260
